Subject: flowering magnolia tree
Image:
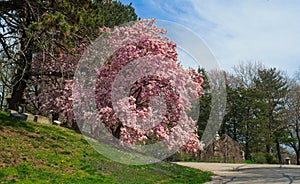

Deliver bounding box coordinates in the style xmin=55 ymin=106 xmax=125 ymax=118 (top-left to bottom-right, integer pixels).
xmin=31 ymin=19 xmax=204 ymax=155
xmin=29 ymin=46 xmax=84 ymax=124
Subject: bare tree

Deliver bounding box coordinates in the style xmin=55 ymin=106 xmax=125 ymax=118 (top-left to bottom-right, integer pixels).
xmin=232 ymin=61 xmax=265 ymax=88
xmin=286 ymin=72 xmax=300 ymax=164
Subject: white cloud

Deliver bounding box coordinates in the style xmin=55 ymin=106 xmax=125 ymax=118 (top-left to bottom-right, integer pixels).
xmin=149 ymin=0 xmax=300 ymax=76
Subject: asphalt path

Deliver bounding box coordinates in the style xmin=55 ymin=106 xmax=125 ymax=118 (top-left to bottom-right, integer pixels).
xmin=175 ymin=162 xmax=300 ymax=184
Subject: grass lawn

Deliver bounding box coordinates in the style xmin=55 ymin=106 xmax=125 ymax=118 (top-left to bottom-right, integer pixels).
xmin=0 ymin=111 xmax=212 ymax=183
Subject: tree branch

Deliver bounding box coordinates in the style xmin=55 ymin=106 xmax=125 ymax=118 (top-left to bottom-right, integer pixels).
xmin=0 ymin=34 xmax=12 ymax=59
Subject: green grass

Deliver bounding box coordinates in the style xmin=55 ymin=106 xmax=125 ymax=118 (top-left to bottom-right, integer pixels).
xmin=243 ymin=160 xmax=256 ymax=164
xmin=0 ymin=111 xmax=212 ymax=183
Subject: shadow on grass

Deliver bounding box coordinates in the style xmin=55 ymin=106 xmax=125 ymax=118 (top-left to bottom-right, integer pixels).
xmin=0 ymin=112 xmax=35 ymax=132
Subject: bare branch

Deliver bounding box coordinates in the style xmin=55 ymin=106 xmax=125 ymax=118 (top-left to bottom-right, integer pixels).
xmin=0 ymin=34 xmax=13 ymax=59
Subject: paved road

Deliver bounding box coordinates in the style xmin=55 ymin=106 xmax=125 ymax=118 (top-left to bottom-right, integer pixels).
xmin=175 ymin=162 xmax=300 ymax=184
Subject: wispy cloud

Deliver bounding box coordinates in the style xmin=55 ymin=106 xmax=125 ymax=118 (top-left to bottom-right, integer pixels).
xmin=120 ymin=0 xmax=300 ymax=75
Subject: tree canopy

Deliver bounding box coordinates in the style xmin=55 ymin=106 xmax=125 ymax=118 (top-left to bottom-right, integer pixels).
xmin=0 ymin=0 xmax=137 ymax=111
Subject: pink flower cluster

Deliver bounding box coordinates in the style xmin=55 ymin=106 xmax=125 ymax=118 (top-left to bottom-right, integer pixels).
xmin=29 ymin=45 xmax=84 ymax=121
xmin=93 ymin=19 xmax=204 ymax=154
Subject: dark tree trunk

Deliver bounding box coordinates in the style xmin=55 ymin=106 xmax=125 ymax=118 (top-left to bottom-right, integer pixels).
xmin=266 ymin=115 xmax=272 ymax=154
xmin=52 ymin=113 xmax=59 ymax=121
xmin=112 ymin=124 xmax=123 ymax=139
xmin=296 ymin=128 xmax=300 ymax=165
xmin=297 ymin=151 xmax=300 ymax=165
xmin=8 ymin=9 xmax=33 ymax=112
xmin=290 ymin=141 xmax=300 ymax=165
xmin=0 ymin=84 xmax=4 ymax=110
xmin=8 ymin=57 xmax=32 ymax=112
xmin=71 ymin=120 xmax=81 ymax=133
xmin=276 ymin=139 xmax=282 ymax=164
xmin=8 ymin=78 xmax=27 ymax=111
xmin=245 ymin=141 xmax=251 ymax=160
xmin=266 ymin=144 xmax=271 ymax=154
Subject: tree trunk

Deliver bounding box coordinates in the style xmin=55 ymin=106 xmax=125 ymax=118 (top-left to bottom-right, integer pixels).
xmin=296 ymin=128 xmax=300 ymax=165
xmin=71 ymin=120 xmax=81 ymax=133
xmin=266 ymin=113 xmax=273 ymax=154
xmin=276 ymin=139 xmax=282 ymax=164
xmin=8 ymin=14 xmax=33 ymax=111
xmin=297 ymin=143 xmax=300 ymax=165
xmin=8 ymin=78 xmax=27 ymax=111
xmin=297 ymin=150 xmax=300 ymax=165
xmin=0 ymin=84 xmax=4 ymax=110
xmin=8 ymin=61 xmax=32 ymax=111
xmin=245 ymin=141 xmax=251 ymax=160
xmin=52 ymin=113 xmax=59 ymax=121
xmin=266 ymin=144 xmax=271 ymax=154
xmin=291 ymin=143 xmax=300 ymax=165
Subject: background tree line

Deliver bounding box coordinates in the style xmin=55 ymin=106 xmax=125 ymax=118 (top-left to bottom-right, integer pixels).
xmin=197 ymin=62 xmax=300 ymax=164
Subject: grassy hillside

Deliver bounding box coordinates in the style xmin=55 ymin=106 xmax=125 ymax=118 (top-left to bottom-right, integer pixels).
xmin=0 ymin=112 xmax=211 ymax=183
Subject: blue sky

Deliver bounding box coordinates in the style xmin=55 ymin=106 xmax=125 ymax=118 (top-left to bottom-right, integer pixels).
xmin=119 ymin=0 xmax=300 ymax=76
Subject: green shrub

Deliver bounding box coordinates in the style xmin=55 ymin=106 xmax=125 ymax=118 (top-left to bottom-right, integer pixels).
xmin=252 ymin=152 xmax=267 ymax=164
xmin=264 ymin=153 xmax=278 ymax=164
xmin=252 ymin=152 xmax=279 ymax=164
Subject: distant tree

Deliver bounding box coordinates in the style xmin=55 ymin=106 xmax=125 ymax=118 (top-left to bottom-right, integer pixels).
xmin=202 ymin=69 xmax=226 ymax=144
xmin=222 ymin=64 xmax=265 ymax=160
xmin=221 ymin=86 xmax=243 ymax=142
xmin=254 ymin=68 xmax=289 ymax=163
xmin=222 ymin=85 xmax=267 ymax=160
xmin=232 ymin=61 xmax=265 ymax=88
xmin=285 ymin=72 xmax=300 ymax=164
xmin=196 ymin=68 xmax=211 ymax=139
xmin=223 ymin=63 xmax=290 ymax=162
